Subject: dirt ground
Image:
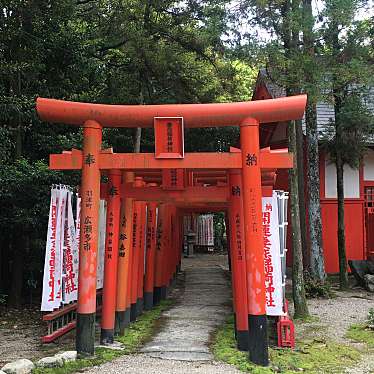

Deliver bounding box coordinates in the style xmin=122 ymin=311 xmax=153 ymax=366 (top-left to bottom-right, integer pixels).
xmin=0 ymin=305 xmax=75 ymax=367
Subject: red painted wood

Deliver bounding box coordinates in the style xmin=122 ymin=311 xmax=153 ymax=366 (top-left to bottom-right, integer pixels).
xmin=321 ymin=199 xmax=365 ymax=273
xmin=154 ymin=117 xmax=184 ymax=159
xmin=37 ymin=95 xmax=307 ymax=128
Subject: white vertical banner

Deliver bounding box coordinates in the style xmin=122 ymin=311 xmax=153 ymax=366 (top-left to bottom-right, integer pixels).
xmin=55 ymin=187 xmax=67 ymax=308
xmin=207 ymin=215 xmax=214 ymax=246
xmin=262 ymin=193 xmax=283 ymax=316
xmin=63 ymin=191 xmax=78 ymax=304
xmin=41 ymin=188 xmax=59 ymax=311
xmin=97 ymin=199 xmax=107 ymax=289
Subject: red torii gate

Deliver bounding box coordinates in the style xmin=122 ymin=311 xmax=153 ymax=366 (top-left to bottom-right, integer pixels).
xmin=37 ymin=95 xmax=306 ymax=366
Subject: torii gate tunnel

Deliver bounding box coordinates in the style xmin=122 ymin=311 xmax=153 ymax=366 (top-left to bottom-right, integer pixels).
xmin=37 ymin=94 xmax=306 ymax=366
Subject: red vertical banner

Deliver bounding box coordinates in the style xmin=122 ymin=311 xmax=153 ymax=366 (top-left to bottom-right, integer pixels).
xmin=76 ymin=120 xmax=102 ymax=356
xmin=228 ymin=170 xmax=249 ymax=351
xmin=101 ymin=170 xmax=121 ymax=344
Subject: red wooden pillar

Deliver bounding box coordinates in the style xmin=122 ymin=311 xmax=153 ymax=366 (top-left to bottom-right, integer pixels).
xmin=162 ymin=204 xmax=171 ymax=298
xmin=176 ymin=210 xmax=183 ymax=274
xmin=144 ymin=201 xmax=157 ymax=310
xmin=129 ymin=177 xmax=144 ymax=320
xmin=76 ymin=120 xmax=102 ymax=356
xmin=130 ymin=200 xmax=140 ymax=321
xmin=101 ymin=170 xmax=121 ymax=344
xmin=115 ymin=173 xmax=134 ymax=334
xmin=228 ymin=170 xmax=249 ymax=351
xmin=240 ymin=118 xmax=268 ymax=366
xmin=154 ymin=204 xmax=166 ymax=304
xmin=136 ymin=201 xmax=147 ymax=315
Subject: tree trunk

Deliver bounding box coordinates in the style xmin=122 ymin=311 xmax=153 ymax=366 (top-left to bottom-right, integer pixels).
xmin=306 ymin=101 xmax=326 ymax=281
xmin=8 ymin=231 xmax=27 ymax=306
xmin=336 ymin=154 xmax=349 ymax=289
xmin=296 ymin=120 xmax=309 ymax=269
xmin=289 ymin=120 xmax=309 ymax=318
xmin=133 ymin=127 xmax=142 ymax=153
xmin=302 ymin=0 xmax=326 ymax=282
xmin=280 ymin=0 xmax=309 ymax=318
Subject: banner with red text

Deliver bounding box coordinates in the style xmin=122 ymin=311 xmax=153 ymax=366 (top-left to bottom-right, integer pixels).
xmin=41 ymin=186 xmax=68 ymax=311
xmin=63 ymin=191 xmax=79 ymax=304
xmin=262 ymin=194 xmax=283 ymax=316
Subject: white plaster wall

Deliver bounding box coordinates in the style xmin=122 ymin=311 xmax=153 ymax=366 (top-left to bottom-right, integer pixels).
xmin=325 ymin=158 xmax=360 ymax=198
xmin=363 ymin=149 xmax=374 ymax=181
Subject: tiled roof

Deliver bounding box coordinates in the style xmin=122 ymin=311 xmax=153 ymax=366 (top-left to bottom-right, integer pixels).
xmin=255 ymin=70 xmax=374 ymax=140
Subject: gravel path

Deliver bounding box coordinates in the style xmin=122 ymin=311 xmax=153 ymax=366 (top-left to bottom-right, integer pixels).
xmin=295 ymin=289 xmax=374 ymax=343
xmin=292 ymin=288 xmax=374 ymax=374
xmin=85 ymin=254 xmax=241 ymax=374
xmin=84 ymin=353 xmax=241 ymax=373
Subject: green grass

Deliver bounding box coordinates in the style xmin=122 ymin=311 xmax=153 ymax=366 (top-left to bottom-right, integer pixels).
xmin=346 ymin=323 xmax=374 ymax=348
xmin=33 ymin=300 xmax=173 ymax=374
xmin=212 ymin=315 xmax=361 ymax=374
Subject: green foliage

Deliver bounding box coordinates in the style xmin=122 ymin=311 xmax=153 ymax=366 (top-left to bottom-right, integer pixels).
xmin=0 ymin=294 xmax=8 ymax=305
xmin=212 ymin=316 xmax=272 ymax=373
xmin=32 ymin=300 xmax=173 ymax=374
xmin=0 ymin=0 xmax=253 ymax=304
xmin=346 ymin=323 xmax=374 ymax=348
xmin=303 ymin=271 xmax=334 ymax=299
xmin=212 ymin=315 xmax=361 ymax=373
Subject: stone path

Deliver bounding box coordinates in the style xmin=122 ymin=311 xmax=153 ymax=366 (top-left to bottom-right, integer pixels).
xmin=85 ymin=254 xmax=241 ymax=373
xmin=141 ymin=256 xmax=231 ymax=361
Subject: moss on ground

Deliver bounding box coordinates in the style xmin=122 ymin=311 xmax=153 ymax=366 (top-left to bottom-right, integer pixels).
xmin=212 ymin=315 xmax=361 ymax=374
xmin=32 ymin=300 xmax=173 ymax=374
xmin=346 ymin=323 xmax=374 ymax=348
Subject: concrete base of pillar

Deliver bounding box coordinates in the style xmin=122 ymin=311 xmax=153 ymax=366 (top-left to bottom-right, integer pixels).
xmin=76 ymin=313 xmax=96 ymax=357
xmin=144 ymin=292 xmax=154 ymax=310
xmin=100 ymin=328 xmax=114 ymax=345
xmin=136 ymin=297 xmax=144 ymax=316
xmin=154 ymin=287 xmax=161 ymax=305
xmin=236 ymin=330 xmax=249 ymax=351
xmin=248 ymin=314 xmax=269 ymax=366
xmin=130 ymin=303 xmax=137 ymax=322
xmin=160 ymin=286 xmax=167 ymax=300
xmin=115 ymin=310 xmax=130 ymax=335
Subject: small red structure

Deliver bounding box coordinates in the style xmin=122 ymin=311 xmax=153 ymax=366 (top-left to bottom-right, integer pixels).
xmin=37 ymin=94 xmax=306 ymax=366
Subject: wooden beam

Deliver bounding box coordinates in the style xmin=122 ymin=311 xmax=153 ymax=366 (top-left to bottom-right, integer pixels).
xmin=50 ymin=151 xmax=293 ymax=170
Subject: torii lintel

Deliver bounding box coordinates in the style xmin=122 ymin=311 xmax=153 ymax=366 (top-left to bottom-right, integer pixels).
xmin=36 ymin=95 xmax=307 ymax=128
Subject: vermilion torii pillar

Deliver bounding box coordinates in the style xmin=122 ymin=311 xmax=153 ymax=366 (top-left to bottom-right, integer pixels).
xmin=76 ymin=120 xmax=102 ymax=356
xmin=228 ymin=171 xmax=248 ymax=351
xmin=115 ymin=172 xmax=134 ymax=334
xmin=37 ymin=94 xmax=306 ymax=363
xmin=240 ymin=118 xmax=268 ymax=365
xmin=144 ymin=201 xmax=158 ymax=310
xmin=100 ymin=170 xmax=121 ymax=344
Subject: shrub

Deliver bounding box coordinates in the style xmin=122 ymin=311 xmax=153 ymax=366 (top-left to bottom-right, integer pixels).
xmin=303 ymin=271 xmax=333 ymax=299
